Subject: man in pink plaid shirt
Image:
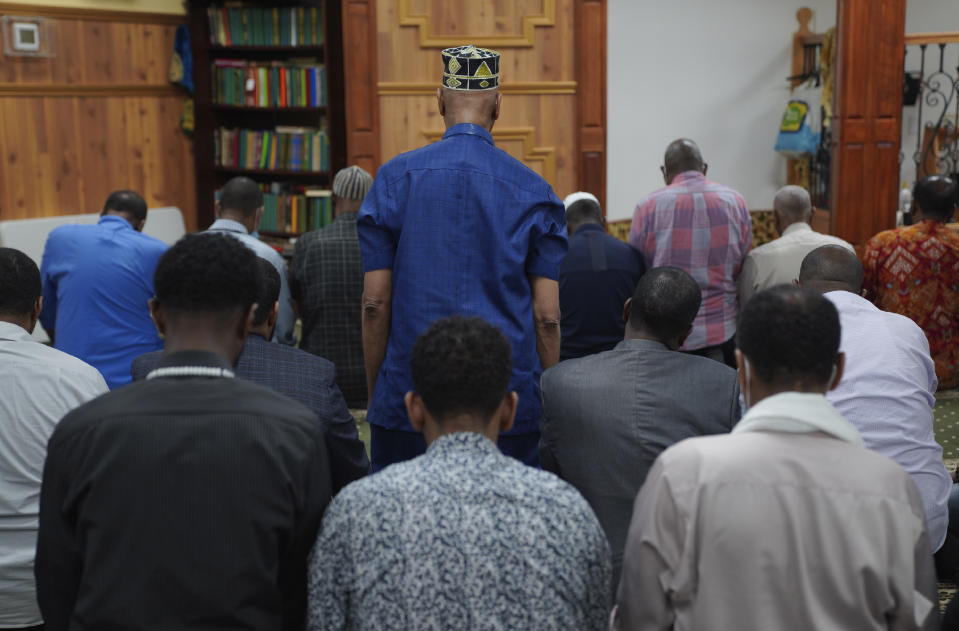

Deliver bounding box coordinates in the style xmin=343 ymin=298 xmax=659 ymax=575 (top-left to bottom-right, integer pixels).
xmin=628 ymin=139 xmax=751 ymax=365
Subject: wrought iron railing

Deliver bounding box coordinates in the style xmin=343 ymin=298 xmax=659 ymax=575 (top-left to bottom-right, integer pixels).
xmin=902 ymin=36 xmax=959 ymax=184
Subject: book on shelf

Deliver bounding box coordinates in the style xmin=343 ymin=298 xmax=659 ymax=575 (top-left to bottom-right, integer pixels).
xmin=214 ymin=126 xmax=329 ymax=172
xmin=212 ymin=59 xmax=327 ymax=107
xmin=206 ymin=6 xmax=323 ymax=47
xmin=215 ymin=184 xmax=331 ymax=235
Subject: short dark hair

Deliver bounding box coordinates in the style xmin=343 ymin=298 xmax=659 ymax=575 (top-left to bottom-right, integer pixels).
xmin=0 ymin=247 xmax=41 ymax=317
xmin=566 ymin=198 xmax=603 ymax=225
xmin=913 ymin=175 xmax=958 ymax=221
xmin=737 ymin=285 xmax=840 ymax=386
xmin=798 ymin=245 xmax=863 ymax=292
xmin=218 ymin=177 xmax=264 ymax=217
xmin=410 ymin=316 xmax=513 ymax=421
xmin=252 ymin=258 xmax=281 ymax=326
xmin=102 ymin=190 xmax=148 ymax=221
xmin=628 ymin=267 xmax=702 ymax=341
xmin=153 ymin=233 xmax=258 ymax=316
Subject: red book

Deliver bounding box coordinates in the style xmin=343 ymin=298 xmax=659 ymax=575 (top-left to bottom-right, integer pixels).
xmin=280 ymin=69 xmax=287 ymax=107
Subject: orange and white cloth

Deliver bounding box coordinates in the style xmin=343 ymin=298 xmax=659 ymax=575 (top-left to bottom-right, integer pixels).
xmin=863 ymin=219 xmax=959 ymax=390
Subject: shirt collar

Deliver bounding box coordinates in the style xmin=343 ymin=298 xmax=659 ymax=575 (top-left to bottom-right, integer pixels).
xmin=0 ymin=320 xmax=32 ymax=342
xmin=572 ymin=223 xmax=605 ymax=235
xmin=334 ymin=211 xmax=359 ymax=223
xmin=670 ymin=171 xmax=707 ymax=186
xmin=780 ymin=222 xmax=812 ymax=237
xmin=98 ymin=214 xmax=136 ymax=230
xmin=425 ymin=432 xmax=502 ymax=461
xmin=616 ymin=338 xmax=669 ymax=352
xmin=733 ymin=391 xmax=863 ymax=445
xmin=208 ymin=218 xmax=250 ymax=235
xmin=154 ymin=350 xmax=235 ymax=371
xmin=441 ymin=123 xmax=494 ymax=146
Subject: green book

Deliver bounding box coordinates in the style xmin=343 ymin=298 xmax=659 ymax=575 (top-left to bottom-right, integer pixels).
xmin=227 ymin=8 xmax=242 ymax=46
xmin=272 ymin=8 xmax=280 ymax=45
xmin=278 ymin=9 xmax=291 ymax=46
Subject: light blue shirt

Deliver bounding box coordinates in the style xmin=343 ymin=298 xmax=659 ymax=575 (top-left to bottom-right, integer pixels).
xmin=825 ymin=289 xmax=950 ymax=551
xmin=40 ymin=215 xmax=167 ymax=389
xmin=207 ymin=218 xmax=295 ymax=345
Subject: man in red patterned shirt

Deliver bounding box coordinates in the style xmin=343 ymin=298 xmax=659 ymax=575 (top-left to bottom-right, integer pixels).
xmin=862 ymin=174 xmax=959 ymax=390
xmin=628 ymin=139 xmax=751 ymax=366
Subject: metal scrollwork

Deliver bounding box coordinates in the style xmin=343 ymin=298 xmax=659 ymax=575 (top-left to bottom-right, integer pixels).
xmin=907 ymin=42 xmax=959 ymax=180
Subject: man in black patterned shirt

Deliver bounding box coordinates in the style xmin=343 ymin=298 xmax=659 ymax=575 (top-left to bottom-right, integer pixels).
xmin=291 ymin=165 xmax=373 ymax=408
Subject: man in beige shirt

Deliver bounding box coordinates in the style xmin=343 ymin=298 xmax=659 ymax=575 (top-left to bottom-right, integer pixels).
xmin=612 ymin=285 xmax=938 ymax=631
xmin=737 ymin=186 xmax=852 ymax=308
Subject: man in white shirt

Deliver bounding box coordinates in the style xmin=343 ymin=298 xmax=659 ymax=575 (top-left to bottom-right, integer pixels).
xmin=737 ymin=186 xmax=852 ymax=307
xmin=613 ymin=284 xmax=938 ymax=630
xmin=799 ymin=244 xmax=950 ymax=555
xmin=207 ymin=176 xmax=295 ymax=345
xmin=0 ymin=247 xmax=107 ymax=630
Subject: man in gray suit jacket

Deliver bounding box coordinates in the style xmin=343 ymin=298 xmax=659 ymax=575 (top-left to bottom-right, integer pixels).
xmin=540 ymin=266 xmax=741 ymax=590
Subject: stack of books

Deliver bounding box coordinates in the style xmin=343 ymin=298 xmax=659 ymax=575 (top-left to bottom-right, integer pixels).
xmin=214 ymin=126 xmax=329 ymax=172
xmin=206 ymin=6 xmax=323 ymax=46
xmin=212 ymin=60 xmax=326 ymax=107
xmin=259 ymin=188 xmax=332 ymax=234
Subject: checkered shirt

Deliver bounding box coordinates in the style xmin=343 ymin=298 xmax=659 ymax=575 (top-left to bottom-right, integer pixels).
xmin=628 ymin=171 xmax=752 ymax=350
xmin=291 ymin=212 xmax=366 ymax=407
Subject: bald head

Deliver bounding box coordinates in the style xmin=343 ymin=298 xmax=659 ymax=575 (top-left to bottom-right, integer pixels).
xmin=798 ymin=245 xmax=864 ymax=294
xmin=437 ymin=88 xmax=501 ymax=131
xmin=663 ymin=139 xmax=705 ymax=183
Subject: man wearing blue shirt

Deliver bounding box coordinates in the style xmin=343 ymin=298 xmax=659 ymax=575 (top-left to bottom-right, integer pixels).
xmin=359 ymin=44 xmax=567 ymax=470
xmin=559 ymin=191 xmax=645 ymax=360
xmin=40 ymin=190 xmax=167 ymax=389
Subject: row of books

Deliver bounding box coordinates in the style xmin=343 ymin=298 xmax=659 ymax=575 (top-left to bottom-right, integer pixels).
xmin=214 ymin=127 xmax=329 ymax=173
xmin=213 ymin=60 xmax=326 ymax=107
xmin=206 ymin=6 xmax=323 ymax=47
xmin=259 ymin=188 xmax=332 ymax=234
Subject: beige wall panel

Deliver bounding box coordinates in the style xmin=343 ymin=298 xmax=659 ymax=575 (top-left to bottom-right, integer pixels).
xmin=376 ymin=0 xmax=578 ymax=195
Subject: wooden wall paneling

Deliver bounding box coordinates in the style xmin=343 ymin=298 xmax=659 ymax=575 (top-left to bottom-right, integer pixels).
xmin=374 ymin=0 xmax=581 ymax=199
xmin=0 ymin=8 xmax=196 ymax=229
xmin=342 ymin=0 xmax=380 ymax=174
xmin=575 ymin=0 xmax=606 ymax=212
xmin=831 ymin=0 xmax=905 ymax=244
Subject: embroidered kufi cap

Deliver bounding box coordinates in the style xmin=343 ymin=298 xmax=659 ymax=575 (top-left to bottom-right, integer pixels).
xmin=332 ymin=165 xmax=373 ymax=201
xmin=442 ymin=44 xmax=500 ymax=91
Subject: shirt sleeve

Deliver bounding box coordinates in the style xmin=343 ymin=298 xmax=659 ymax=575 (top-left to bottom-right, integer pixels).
xmin=357 ymin=174 xmax=398 ymax=272
xmin=307 ymin=496 xmax=354 ymax=631
xmin=627 ymin=203 xmax=648 ymax=260
xmin=861 ymin=238 xmax=881 ymax=303
xmin=317 ymin=370 xmax=371 ymax=493
xmin=526 ymin=196 xmax=568 ymax=280
xmin=736 ymin=254 xmax=758 ymax=311
xmin=613 ymin=456 xmax=683 ymax=630
xmin=39 ymin=232 xmax=62 ymax=334
xmin=35 ymin=425 xmax=82 ymax=630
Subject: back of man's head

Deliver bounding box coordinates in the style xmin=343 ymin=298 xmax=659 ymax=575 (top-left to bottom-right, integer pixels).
xmin=913 ymin=174 xmax=958 ymax=221
xmin=628 ymin=267 xmax=702 ymax=347
xmin=565 ymin=197 xmax=604 ymax=232
xmin=154 ymin=233 xmax=258 ymax=319
xmin=411 ymin=316 xmax=513 ymax=423
xmin=252 ymin=258 xmax=281 ymax=327
xmin=0 ymin=247 xmax=41 ymax=324
xmin=737 ymin=285 xmax=840 ymax=389
xmin=773 ymin=185 xmax=812 ymax=224
xmin=102 ymin=190 xmax=148 ymax=222
xmin=663 ymin=138 xmax=705 ymax=181
xmin=218 ymin=177 xmax=264 ymax=219
xmin=798 ymin=245 xmax=864 ymax=294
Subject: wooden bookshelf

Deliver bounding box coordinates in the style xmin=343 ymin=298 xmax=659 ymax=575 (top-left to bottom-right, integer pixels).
xmin=188 ymin=0 xmax=346 ymax=231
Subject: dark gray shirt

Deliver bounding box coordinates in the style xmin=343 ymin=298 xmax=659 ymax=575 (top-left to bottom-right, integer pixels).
xmin=540 ymin=338 xmax=741 ymax=589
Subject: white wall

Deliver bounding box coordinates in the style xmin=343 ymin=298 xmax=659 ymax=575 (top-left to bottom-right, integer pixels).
xmin=901 ymin=0 xmax=959 ymax=187
xmin=607 ymin=1 xmax=835 ymax=220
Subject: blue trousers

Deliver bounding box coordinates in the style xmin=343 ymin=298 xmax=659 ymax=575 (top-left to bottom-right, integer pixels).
xmin=370 ymin=425 xmax=540 ymax=472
